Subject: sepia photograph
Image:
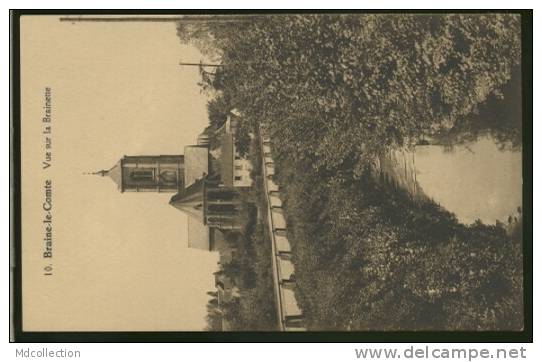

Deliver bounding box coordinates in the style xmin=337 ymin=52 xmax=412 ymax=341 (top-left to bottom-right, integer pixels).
xmin=11 ymin=11 xmax=531 ymax=341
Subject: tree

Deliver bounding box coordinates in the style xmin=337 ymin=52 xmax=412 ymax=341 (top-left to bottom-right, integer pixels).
xmin=176 ymin=22 xmax=222 ymax=61
xmin=182 ymin=14 xmax=520 ymax=174
xmin=189 ymin=14 xmax=523 ymax=331
xmin=206 ymin=94 xmax=231 ymax=128
xmin=221 ymin=261 xmax=241 ymax=278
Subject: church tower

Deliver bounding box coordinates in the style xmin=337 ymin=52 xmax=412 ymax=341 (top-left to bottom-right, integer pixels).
xmin=93 ymin=155 xmax=184 ymax=192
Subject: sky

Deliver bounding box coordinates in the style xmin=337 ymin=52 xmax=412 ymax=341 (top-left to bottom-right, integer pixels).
xmin=21 ymin=16 xmax=218 ymax=331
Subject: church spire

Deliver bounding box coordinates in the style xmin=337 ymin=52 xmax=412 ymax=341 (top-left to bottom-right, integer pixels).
xmin=84 ymin=169 xmax=109 ymax=176
xmin=85 ymin=161 xmax=124 ymax=191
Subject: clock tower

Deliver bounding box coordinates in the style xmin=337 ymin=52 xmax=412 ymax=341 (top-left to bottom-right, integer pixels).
xmin=93 ymin=155 xmax=184 ymax=192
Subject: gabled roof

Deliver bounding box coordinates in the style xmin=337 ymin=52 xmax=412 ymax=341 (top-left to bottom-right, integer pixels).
xmin=169 ymin=177 xmax=211 ymax=251
xmin=169 ymin=177 xmax=205 ymax=221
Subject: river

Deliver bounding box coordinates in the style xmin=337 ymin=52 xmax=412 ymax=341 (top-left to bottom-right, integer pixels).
xmin=377 ymin=137 xmax=522 ymax=225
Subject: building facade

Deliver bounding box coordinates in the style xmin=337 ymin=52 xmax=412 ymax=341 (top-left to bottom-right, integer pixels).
xmin=169 ymin=173 xmax=243 ymax=234
xmin=94 ymin=110 xmax=252 ymax=252
xmin=94 ymin=155 xmax=184 ymax=192
xmin=96 ymin=154 xmax=243 ymax=252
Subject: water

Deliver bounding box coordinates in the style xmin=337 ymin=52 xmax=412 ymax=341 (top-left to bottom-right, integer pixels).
xmin=378 ymin=137 xmax=522 ymax=225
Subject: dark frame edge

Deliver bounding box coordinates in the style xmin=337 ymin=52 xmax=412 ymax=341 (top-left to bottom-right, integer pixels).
xmin=10 ymin=10 xmax=23 ymax=343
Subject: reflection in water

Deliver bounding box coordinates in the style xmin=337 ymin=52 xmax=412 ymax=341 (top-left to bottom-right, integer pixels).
xmin=376 ymin=137 xmax=522 ymax=225
xmin=414 ymin=137 xmax=522 ymax=225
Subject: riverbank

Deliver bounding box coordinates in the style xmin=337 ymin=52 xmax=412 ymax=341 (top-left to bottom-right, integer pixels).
xmin=375 ymin=140 xmax=522 ymax=225
xmin=273 ymin=156 xmax=523 ymax=330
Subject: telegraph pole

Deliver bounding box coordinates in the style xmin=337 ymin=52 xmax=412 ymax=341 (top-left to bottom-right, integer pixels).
xmin=59 ymin=15 xmax=264 ymax=70
xmin=179 ymin=62 xmax=222 ymax=68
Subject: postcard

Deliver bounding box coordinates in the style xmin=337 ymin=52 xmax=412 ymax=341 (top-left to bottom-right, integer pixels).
xmin=12 ymin=12 xmax=530 ymax=340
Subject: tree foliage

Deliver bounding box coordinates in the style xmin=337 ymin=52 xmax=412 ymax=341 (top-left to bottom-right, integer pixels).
xmin=206 ymin=94 xmax=231 ymax=128
xmin=178 ymin=14 xmax=521 ymax=174
xmin=180 ymin=14 xmax=524 ymax=331
xmin=279 ymin=167 xmax=523 ymax=330
xmin=203 ymin=152 xmax=278 ymax=331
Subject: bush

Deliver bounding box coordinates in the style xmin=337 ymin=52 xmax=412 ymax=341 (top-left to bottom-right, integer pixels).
xmin=216 ymin=133 xmax=278 ymax=331
xmin=277 ymin=165 xmax=523 ymax=330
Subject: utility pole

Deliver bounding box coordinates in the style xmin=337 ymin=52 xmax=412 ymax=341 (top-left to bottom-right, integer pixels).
xmin=179 ymin=61 xmax=222 ymax=68
xmin=59 ymin=15 xmax=265 ymax=70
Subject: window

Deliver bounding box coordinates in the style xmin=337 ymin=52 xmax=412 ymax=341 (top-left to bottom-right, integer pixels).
xmin=159 ymin=169 xmax=177 ymax=183
xmin=235 ymin=165 xmax=243 ymax=171
xmin=130 ymin=169 xmax=154 ymax=182
xmin=235 ymin=176 xmax=242 ymax=181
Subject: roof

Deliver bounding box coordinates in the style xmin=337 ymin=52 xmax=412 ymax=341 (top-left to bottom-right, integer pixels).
xmin=169 ymin=178 xmax=205 ymax=221
xmin=219 ymin=133 xmax=234 ymax=187
xmin=184 ymin=145 xmax=209 ymax=188
xmin=109 ymin=160 xmax=123 ymax=191
xmin=169 ymin=178 xmax=212 ymax=251
xmin=123 ymin=155 xmax=183 ymax=163
xmin=96 ymin=159 xmax=123 ymax=191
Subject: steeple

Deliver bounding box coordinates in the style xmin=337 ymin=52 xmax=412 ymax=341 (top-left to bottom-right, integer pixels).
xmin=86 ymin=161 xmax=124 ymax=191
xmin=89 ymin=155 xmax=185 ymax=193
xmin=85 ymin=169 xmax=109 ymax=177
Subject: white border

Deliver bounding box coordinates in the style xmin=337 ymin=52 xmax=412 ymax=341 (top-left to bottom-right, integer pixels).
xmin=3 ymin=2 xmax=538 ymax=361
